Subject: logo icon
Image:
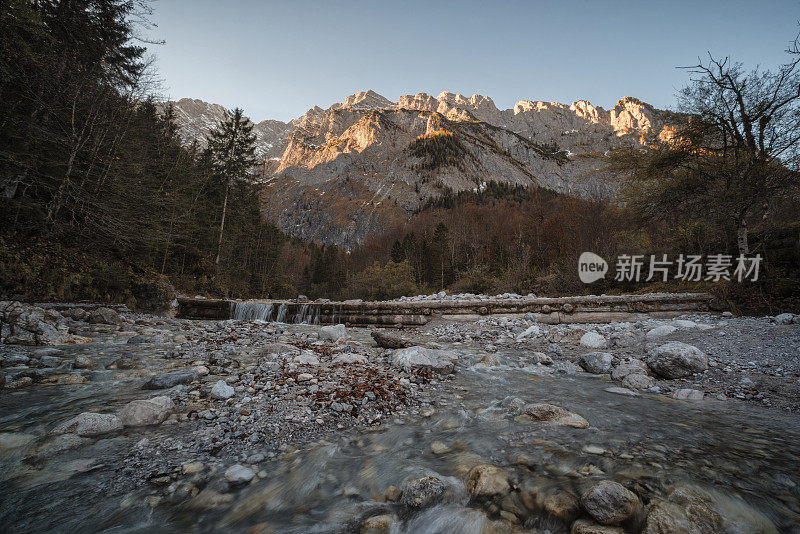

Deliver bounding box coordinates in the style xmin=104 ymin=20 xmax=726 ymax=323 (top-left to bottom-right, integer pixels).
xmin=578 ymin=252 xmax=608 ymax=283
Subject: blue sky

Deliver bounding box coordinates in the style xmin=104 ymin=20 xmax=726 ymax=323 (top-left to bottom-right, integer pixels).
xmin=146 ymin=0 xmax=799 ymax=123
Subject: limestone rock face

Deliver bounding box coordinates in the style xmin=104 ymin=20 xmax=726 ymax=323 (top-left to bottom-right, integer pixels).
xmin=162 ymin=91 xmax=674 ymax=248
xmin=0 ymin=301 xmax=89 ymax=346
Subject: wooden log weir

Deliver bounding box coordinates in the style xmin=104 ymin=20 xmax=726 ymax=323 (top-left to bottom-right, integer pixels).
xmin=177 ymin=292 xmax=723 ymax=326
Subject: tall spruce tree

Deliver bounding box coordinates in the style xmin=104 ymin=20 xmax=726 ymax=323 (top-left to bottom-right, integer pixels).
xmin=205 ymin=108 xmax=258 ymax=264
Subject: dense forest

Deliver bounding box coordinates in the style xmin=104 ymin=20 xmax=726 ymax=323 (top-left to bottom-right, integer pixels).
xmin=1 ymin=1 xmax=798 ymax=314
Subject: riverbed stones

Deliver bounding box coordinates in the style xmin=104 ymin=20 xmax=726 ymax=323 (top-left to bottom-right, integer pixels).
xmin=52 ymin=412 xmax=123 ymax=437
xmin=253 ymin=342 xmax=298 ymax=357
xmin=646 ymin=342 xmax=708 ymax=379
xmin=578 ymin=352 xmax=614 ymax=374
xmin=224 ymin=464 xmax=255 ymax=485
xmin=466 ymin=464 xmax=510 ymax=498
xmin=319 ymin=324 xmax=347 ymax=342
xmin=581 ymin=480 xmax=640 ymax=525
xmin=118 ymin=396 xmax=173 ymax=426
xmin=211 ymin=380 xmax=235 ymax=399
xmin=371 ymin=330 xmax=411 ymax=349
xmin=391 ymin=346 xmax=458 ymax=374
xmin=580 ymin=332 xmax=608 ymax=348
xmin=142 ymin=369 xmax=197 ymax=389
xmin=544 ymin=492 xmax=581 ymax=522
xmin=532 ymin=352 xmax=553 ymax=365
xmin=399 ymin=476 xmax=447 ymax=508
xmin=0 ymin=301 xmax=80 ymax=345
xmin=521 ymin=403 xmax=589 ymax=428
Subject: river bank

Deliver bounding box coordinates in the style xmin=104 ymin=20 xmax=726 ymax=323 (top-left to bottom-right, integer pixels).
xmin=1 ymin=301 xmax=799 ymax=532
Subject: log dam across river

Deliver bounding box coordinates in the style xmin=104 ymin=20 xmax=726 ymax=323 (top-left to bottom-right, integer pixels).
xmin=177 ymin=293 xmax=723 ymax=327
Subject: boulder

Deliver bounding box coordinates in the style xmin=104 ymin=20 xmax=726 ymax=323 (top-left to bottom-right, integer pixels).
xmin=465 ymin=464 xmax=510 ymax=498
xmin=52 ymin=412 xmax=123 ymax=437
xmin=773 ymin=313 xmax=796 ymax=325
xmin=391 ymin=346 xmax=458 ymax=374
xmin=73 ymin=356 xmax=95 ymax=369
xmin=642 ymin=484 xmax=777 ymax=534
xmin=580 ymin=332 xmax=608 ymax=349
xmin=581 ymin=480 xmax=640 ymax=525
xmin=371 ymin=330 xmax=412 ymax=349
xmin=399 ymin=476 xmax=448 ymax=508
xmin=88 ymin=307 xmax=124 ymax=325
xmin=293 ymin=351 xmax=320 ymax=365
xmin=646 ymin=342 xmax=708 ymax=379
xmin=142 ymin=369 xmax=197 ymax=389
xmin=610 ymin=359 xmax=649 ymax=381
xmin=319 ymin=324 xmax=347 ymax=342
xmin=544 ymin=492 xmax=581 ymax=522
xmin=210 ymin=380 xmax=235 ymax=399
xmin=671 ymin=388 xmax=704 ymax=400
xmin=118 ymin=396 xmax=173 ymax=427
xmin=532 ymin=352 xmax=553 ymax=365
xmin=516 ymin=324 xmax=541 ymax=341
xmin=521 ymin=403 xmax=589 ymax=428
xmin=224 ymin=464 xmax=255 ymax=485
xmin=646 ymin=325 xmax=677 ymax=340
xmin=578 ymin=352 xmax=614 ymax=374
xmin=621 ymin=374 xmax=655 ymax=389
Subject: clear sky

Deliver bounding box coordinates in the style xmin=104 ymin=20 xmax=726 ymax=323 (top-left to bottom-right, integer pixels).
xmin=145 ymin=0 xmax=800 ymax=123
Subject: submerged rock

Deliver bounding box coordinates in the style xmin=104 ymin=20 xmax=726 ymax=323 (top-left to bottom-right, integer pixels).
xmin=646 ymin=342 xmax=708 ymax=379
xmin=581 ymin=480 xmax=640 ymax=525
xmin=399 ymin=476 xmax=447 ymax=508
xmin=571 ymin=519 xmax=626 ymax=534
xmin=521 ymin=403 xmax=589 ymax=428
xmin=465 ymin=464 xmax=510 ymax=498
xmin=544 ymin=492 xmax=581 ymax=522
xmin=52 ymin=412 xmax=123 ymax=437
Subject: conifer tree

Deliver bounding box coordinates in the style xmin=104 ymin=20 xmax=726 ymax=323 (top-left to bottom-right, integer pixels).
xmin=205 ymin=108 xmax=258 ymax=264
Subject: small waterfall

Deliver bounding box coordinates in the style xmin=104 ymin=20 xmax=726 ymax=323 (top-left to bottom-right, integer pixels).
xmin=292 ymin=304 xmax=321 ymax=325
xmin=275 ymin=303 xmax=288 ymax=323
xmin=231 ymin=301 xmax=274 ymax=321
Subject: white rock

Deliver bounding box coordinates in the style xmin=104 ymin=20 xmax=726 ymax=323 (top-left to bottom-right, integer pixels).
xmin=774 ymin=313 xmax=796 ymax=325
xmin=296 ymin=373 xmax=313 ymax=382
xmin=211 ymin=380 xmax=235 ymax=400
xmin=52 ymin=412 xmax=123 ymax=437
xmin=391 ymin=346 xmax=458 ymax=374
xmin=118 ymin=396 xmax=173 ymax=427
xmin=515 ymin=324 xmax=541 ymax=341
xmin=319 ymin=324 xmax=347 ymax=342
xmin=580 ymin=332 xmax=607 ymax=348
xmin=646 ymin=325 xmax=677 ymax=339
xmin=672 ymin=319 xmax=698 ymax=329
xmin=224 ymin=464 xmax=255 ymax=485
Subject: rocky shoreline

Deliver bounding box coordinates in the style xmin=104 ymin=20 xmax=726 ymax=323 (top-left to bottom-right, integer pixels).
xmin=1 ymin=300 xmax=799 ymax=532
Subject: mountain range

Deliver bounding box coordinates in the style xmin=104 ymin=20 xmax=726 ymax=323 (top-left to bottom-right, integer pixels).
xmin=162 ymin=91 xmax=674 ymax=248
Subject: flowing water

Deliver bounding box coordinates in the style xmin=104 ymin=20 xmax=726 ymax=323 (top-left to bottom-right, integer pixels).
xmin=1 ymin=326 xmax=799 ymax=533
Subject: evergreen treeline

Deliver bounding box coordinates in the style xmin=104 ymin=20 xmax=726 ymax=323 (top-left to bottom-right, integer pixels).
xmin=0 ymin=0 xmax=285 ymax=307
